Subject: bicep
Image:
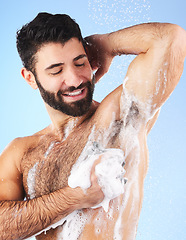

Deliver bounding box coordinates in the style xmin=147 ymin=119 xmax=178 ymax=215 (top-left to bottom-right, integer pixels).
xmin=0 ymin=180 xmax=24 ymax=201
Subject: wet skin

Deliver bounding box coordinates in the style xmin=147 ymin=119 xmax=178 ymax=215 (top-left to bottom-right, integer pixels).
xmin=0 ymin=23 xmax=185 ymax=240
xmin=21 ymin=86 xmax=152 ymax=240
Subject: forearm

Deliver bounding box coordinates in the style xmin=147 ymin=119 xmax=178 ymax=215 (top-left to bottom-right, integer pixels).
xmin=86 ymin=22 xmax=185 ymax=81
xmin=0 ymin=187 xmax=83 ymax=240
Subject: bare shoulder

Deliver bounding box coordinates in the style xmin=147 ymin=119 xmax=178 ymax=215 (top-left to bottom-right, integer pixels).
xmin=0 ymin=135 xmax=38 ymax=178
xmin=0 ymin=127 xmax=50 ymax=200
xmin=1 ymin=130 xmax=46 ymax=168
xmin=1 ymin=137 xmax=27 ymax=172
xmin=0 ymin=137 xmax=27 ymax=200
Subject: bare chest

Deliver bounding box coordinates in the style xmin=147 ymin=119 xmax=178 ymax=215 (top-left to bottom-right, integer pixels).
xmin=21 ymin=120 xmax=122 ymax=199
xmin=21 ymin=112 xmax=147 ymax=202
xmin=21 ymin=130 xmax=90 ymax=199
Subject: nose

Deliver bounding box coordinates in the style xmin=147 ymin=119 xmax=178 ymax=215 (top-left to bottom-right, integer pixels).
xmin=63 ymin=67 xmax=83 ymax=88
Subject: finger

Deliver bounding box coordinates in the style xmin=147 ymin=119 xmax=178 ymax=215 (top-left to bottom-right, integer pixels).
xmin=94 ymin=67 xmax=107 ymax=83
xmin=90 ymin=156 xmax=102 ymax=183
xmin=90 ymin=162 xmax=98 ymax=183
xmin=90 ymin=170 xmax=97 ymax=184
xmin=95 ymin=58 xmax=113 ymax=82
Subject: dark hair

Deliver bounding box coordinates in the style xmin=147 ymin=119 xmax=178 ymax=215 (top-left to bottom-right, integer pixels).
xmin=16 ymin=12 xmax=84 ymax=72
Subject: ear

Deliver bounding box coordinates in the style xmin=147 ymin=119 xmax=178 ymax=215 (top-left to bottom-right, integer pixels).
xmin=21 ymin=68 xmax=38 ymax=90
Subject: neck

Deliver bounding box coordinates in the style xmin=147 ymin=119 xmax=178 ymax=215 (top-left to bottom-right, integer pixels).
xmin=45 ymin=101 xmax=98 ymax=140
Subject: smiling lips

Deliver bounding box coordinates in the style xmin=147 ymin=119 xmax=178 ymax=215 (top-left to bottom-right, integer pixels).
xmin=64 ymin=89 xmax=83 ymax=96
xmin=62 ymin=87 xmax=87 ymax=102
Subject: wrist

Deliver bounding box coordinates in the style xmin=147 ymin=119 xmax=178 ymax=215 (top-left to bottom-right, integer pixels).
xmin=52 ymin=187 xmax=87 ymax=214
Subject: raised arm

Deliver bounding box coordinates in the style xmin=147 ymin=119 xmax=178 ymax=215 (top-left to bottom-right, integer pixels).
xmin=85 ymin=23 xmax=186 ymax=115
xmin=0 ymin=139 xmax=104 ymax=240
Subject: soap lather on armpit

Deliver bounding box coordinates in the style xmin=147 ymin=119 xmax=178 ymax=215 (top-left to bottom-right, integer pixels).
xmin=68 ymin=144 xmax=127 ymax=212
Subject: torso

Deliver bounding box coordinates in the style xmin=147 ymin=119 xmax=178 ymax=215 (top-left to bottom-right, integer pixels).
xmin=20 ymin=87 xmax=150 ymax=240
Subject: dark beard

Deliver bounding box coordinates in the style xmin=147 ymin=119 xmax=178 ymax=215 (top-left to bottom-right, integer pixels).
xmin=35 ymin=76 xmax=95 ymax=117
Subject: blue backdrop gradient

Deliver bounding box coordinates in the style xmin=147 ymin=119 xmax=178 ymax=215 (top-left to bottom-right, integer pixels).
xmin=0 ymin=1 xmax=185 ymax=239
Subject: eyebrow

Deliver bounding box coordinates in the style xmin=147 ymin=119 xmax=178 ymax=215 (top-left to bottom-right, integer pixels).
xmin=45 ymin=63 xmax=64 ymax=71
xmin=73 ymin=54 xmax=87 ymax=62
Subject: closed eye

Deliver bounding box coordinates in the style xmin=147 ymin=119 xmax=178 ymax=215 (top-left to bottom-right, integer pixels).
xmin=75 ymin=63 xmax=85 ymax=67
xmin=51 ymin=69 xmax=62 ymax=75
xmin=74 ymin=54 xmax=87 ymax=67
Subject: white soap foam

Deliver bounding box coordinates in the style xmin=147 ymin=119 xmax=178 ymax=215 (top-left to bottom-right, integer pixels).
xmin=26 ymin=208 xmax=93 ymax=240
xmin=26 ymin=74 xmax=155 ymax=240
xmin=26 ymin=214 xmax=67 ymax=240
xmin=112 ymin=77 xmax=155 ymax=239
xmin=63 ymin=118 xmax=78 ymax=141
xmin=27 ymin=162 xmax=39 ymax=200
xmin=57 ymin=210 xmax=90 ymax=240
xmin=44 ymin=141 xmax=55 ymax=158
xmin=68 ymin=147 xmax=127 ymax=212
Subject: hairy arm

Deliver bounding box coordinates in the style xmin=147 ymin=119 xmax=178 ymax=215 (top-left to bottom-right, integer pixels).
xmin=0 ymin=139 xmax=104 ymax=240
xmin=0 ymin=188 xmax=79 ymax=239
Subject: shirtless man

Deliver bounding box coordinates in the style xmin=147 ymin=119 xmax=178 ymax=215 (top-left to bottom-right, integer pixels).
xmin=0 ymin=12 xmax=185 ymax=240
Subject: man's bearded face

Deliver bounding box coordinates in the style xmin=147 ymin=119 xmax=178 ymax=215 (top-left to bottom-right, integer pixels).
xmin=35 ymin=75 xmax=95 ymax=117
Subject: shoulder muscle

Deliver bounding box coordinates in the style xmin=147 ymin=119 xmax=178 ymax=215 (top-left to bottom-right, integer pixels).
xmin=0 ymin=138 xmax=26 ymax=200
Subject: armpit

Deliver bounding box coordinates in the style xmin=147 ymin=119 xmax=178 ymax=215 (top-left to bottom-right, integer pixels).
xmin=119 ymin=88 xmax=153 ymax=129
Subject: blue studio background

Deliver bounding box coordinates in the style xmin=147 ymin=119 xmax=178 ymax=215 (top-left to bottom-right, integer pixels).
xmin=0 ymin=0 xmax=185 ymax=239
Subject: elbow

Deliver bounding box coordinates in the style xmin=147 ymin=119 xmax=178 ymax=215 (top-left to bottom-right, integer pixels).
xmin=170 ymin=24 xmax=186 ymax=57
